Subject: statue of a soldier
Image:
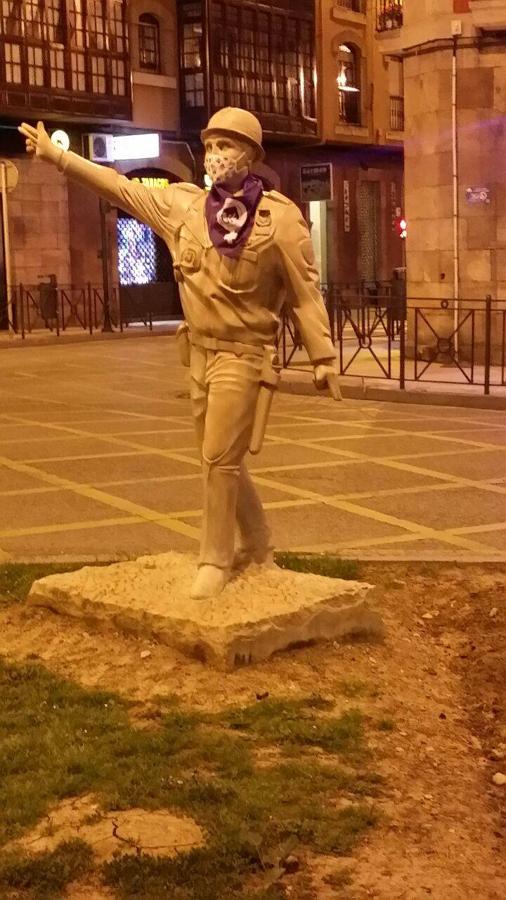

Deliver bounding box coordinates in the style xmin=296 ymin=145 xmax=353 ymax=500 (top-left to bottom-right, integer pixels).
xmin=19 ymin=109 xmax=340 ymax=599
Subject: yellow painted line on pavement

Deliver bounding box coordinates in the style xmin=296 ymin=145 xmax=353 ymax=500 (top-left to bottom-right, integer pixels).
xmin=265 ymin=435 xmax=506 ymax=497
xmin=0 ymin=454 xmax=200 ymax=542
xmin=447 ymin=521 xmax=506 ymax=536
xmin=0 ymin=516 xmax=142 ymax=539
xmin=0 ymin=413 xmax=201 ymax=470
xmin=251 ymin=471 xmax=498 ymax=555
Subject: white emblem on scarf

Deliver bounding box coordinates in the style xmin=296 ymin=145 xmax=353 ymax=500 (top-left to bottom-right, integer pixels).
xmin=216 ymin=197 xmax=248 ymax=244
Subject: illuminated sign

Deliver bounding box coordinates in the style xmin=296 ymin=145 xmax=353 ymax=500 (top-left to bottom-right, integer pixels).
xmin=131 ymin=176 xmax=170 ymax=189
xmin=50 ymin=129 xmax=70 ymax=151
xmin=113 ymin=133 xmax=160 ymax=161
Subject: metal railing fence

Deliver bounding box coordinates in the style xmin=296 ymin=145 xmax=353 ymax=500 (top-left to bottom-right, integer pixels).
xmin=0 ymin=283 xmax=172 ymax=338
xmin=3 ymin=281 xmax=506 ymax=396
xmin=279 ymin=286 xmax=506 ymax=396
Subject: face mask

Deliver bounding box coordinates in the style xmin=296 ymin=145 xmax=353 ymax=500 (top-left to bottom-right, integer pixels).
xmin=204 ymin=151 xmax=247 ymax=186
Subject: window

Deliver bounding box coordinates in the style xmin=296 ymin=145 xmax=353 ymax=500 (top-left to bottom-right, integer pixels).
xmin=337 ymin=43 xmax=361 ymax=124
xmin=209 ymin=1 xmax=316 ymax=124
xmin=0 ymin=0 xmax=130 ymax=106
xmin=139 ymin=12 xmax=160 ymax=71
xmin=180 ymin=1 xmax=204 ymax=109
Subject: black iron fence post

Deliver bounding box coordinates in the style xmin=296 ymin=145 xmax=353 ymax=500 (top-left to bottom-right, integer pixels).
xmin=19 ymin=284 xmax=25 ymax=339
xmin=99 ymin=199 xmax=114 ymax=333
xmin=484 ymin=294 xmax=492 ymax=396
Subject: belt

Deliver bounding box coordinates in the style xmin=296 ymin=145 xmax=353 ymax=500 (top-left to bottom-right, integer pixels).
xmin=190 ymin=334 xmax=266 ymax=357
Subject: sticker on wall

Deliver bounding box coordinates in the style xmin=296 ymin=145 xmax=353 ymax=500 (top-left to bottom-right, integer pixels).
xmin=465 ymin=187 xmax=491 ymax=204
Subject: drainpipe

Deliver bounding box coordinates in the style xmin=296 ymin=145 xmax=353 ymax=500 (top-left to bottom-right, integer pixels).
xmin=0 ymin=162 xmax=13 ymax=335
xmin=451 ymin=34 xmax=460 ymax=356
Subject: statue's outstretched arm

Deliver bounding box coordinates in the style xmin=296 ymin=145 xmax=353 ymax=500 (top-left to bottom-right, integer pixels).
xmin=18 ymin=120 xmax=175 ymax=235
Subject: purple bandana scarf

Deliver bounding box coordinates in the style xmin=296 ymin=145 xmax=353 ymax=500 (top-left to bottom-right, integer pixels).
xmin=205 ymin=174 xmax=264 ymax=259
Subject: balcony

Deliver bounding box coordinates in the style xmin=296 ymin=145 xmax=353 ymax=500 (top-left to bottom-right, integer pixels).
xmin=333 ymin=0 xmax=366 ymax=13
xmin=0 ymin=2 xmax=131 ymax=122
xmin=469 ymin=1 xmax=506 ymax=32
xmin=376 ymin=0 xmax=403 ymax=32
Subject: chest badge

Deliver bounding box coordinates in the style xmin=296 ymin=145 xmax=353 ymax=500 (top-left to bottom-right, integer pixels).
xmin=182 ymin=248 xmax=197 ymax=267
xmin=256 ymin=209 xmax=272 ymax=228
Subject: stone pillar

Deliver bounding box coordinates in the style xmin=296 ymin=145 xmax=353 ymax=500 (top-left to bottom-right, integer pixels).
xmin=403 ymin=0 xmax=506 ymax=363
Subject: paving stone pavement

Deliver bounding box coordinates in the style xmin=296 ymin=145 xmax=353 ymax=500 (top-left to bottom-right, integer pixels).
xmin=0 ymin=337 xmax=505 ymax=562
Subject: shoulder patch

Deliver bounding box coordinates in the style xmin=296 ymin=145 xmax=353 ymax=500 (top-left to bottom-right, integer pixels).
xmin=262 ymin=189 xmax=292 ymax=206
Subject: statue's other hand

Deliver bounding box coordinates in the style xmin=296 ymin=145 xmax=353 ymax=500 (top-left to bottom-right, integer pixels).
xmin=314 ymin=361 xmax=343 ymax=401
xmin=18 ymin=121 xmax=59 ymax=163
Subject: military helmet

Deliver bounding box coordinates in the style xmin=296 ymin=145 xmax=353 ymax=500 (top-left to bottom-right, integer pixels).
xmin=201 ymin=108 xmax=265 ymax=161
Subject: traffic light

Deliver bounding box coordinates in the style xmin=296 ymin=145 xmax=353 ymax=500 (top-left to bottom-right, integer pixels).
xmin=394 ymin=214 xmax=407 ymax=239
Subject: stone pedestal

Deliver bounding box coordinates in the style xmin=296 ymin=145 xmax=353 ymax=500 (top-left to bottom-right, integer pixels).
xmin=28 ymin=552 xmax=384 ymax=670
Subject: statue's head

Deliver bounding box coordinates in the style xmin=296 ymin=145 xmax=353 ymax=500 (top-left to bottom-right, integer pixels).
xmin=201 ymin=108 xmax=264 ymax=188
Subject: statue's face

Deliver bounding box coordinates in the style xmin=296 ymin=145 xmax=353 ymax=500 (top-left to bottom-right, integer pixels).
xmin=204 ymin=132 xmax=252 ymax=187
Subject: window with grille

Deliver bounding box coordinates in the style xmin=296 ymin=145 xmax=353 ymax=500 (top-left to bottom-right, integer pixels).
xmin=139 ymin=13 xmax=160 ymax=71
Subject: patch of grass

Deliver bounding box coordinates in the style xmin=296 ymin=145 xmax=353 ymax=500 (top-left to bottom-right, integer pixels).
xmin=0 ymin=838 xmax=93 ymax=899
xmin=376 ymin=718 xmax=395 ymax=732
xmin=275 ymin=552 xmax=360 ymax=581
xmin=0 ymin=563 xmax=89 ymax=604
xmin=323 ymin=866 xmax=354 ymax=889
xmin=337 ymin=678 xmax=369 ymax=699
xmin=0 ymin=659 xmax=381 ymax=898
xmin=102 ymin=846 xmax=282 ymax=900
xmin=218 ymin=696 xmax=366 ymax=760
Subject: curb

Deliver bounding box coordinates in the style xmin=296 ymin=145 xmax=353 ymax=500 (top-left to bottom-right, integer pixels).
xmin=0 ymin=327 xmax=178 ymax=350
xmin=280 ymin=371 xmax=506 ymax=411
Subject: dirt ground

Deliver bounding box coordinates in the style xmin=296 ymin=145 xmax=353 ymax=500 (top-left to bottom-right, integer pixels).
xmin=1 ymin=562 xmax=506 ymax=899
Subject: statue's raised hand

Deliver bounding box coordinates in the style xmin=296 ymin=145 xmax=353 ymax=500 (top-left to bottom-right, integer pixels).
xmin=18 ymin=121 xmax=60 ymax=164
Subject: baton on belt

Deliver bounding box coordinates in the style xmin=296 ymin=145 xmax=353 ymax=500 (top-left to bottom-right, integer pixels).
xmin=249 ymin=347 xmax=281 ymax=455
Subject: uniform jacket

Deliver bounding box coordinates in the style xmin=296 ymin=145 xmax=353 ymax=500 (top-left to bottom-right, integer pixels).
xmin=59 ymin=152 xmax=336 ymax=362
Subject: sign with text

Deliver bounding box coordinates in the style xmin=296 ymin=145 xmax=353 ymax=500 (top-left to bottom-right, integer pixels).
xmin=343 ymin=180 xmax=351 ymax=233
xmin=131 ymin=176 xmax=170 ymax=189
xmin=300 ymin=164 xmax=333 ymax=202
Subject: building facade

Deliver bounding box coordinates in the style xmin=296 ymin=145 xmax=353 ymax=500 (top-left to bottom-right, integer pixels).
xmin=0 ymin=0 xmax=193 ymax=328
xmin=175 ymin=0 xmax=405 ymax=287
xmin=375 ymin=0 xmax=506 ymax=357
xmin=0 ymin=0 xmax=406 ymax=331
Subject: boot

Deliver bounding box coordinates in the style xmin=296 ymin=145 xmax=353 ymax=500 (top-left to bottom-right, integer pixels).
xmin=233 ymin=543 xmax=275 ymax=571
xmin=190 ymin=564 xmax=231 ymax=599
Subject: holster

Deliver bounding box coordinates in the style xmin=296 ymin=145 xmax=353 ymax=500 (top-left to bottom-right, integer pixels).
xmin=175 ymin=321 xmax=191 ymax=367
xmin=249 ymin=346 xmax=281 ymax=455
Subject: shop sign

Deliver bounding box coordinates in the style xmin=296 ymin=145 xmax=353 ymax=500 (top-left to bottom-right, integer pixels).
xmin=300 ymin=164 xmax=333 ymax=202
xmin=131 ymin=176 xmax=170 ymax=189
xmin=465 ymin=186 xmax=491 ymax=204
xmin=113 ymin=133 xmax=160 ymax=161
xmin=343 ymin=179 xmax=351 ymax=233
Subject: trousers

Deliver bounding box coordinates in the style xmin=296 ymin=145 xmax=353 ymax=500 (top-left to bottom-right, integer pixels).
xmin=190 ymin=344 xmax=272 ymax=569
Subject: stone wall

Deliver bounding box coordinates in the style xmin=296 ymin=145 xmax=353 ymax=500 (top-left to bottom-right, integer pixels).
xmin=9 ymin=157 xmax=71 ymax=288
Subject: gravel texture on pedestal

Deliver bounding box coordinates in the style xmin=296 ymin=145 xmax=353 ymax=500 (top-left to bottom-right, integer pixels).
xmin=28 ymin=552 xmax=384 ymax=670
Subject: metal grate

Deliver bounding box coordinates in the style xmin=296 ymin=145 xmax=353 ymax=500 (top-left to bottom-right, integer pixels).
xmin=357 ymin=182 xmax=380 ymax=284
xmin=390 ymin=95 xmax=404 ymax=131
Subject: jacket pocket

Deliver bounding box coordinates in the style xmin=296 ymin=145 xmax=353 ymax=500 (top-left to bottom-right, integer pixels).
xmin=218 ymin=247 xmax=258 ymax=291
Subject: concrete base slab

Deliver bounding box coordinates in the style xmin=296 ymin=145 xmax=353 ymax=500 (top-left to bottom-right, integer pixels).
xmin=27 ymin=552 xmax=384 ymax=670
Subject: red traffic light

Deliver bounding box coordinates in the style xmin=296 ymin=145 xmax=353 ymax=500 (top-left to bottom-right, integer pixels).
xmin=394 ymin=215 xmax=407 ymax=239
